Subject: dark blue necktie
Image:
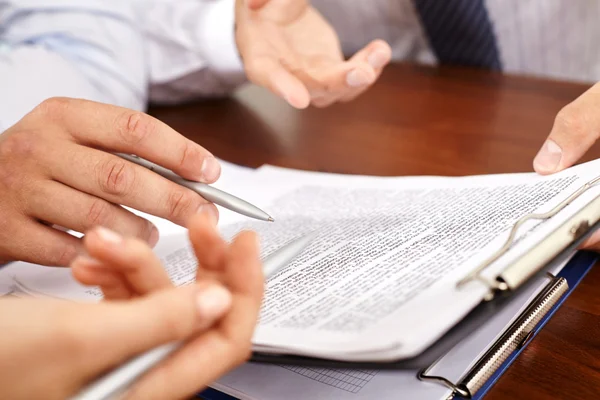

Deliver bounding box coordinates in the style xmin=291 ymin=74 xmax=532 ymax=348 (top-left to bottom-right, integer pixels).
xmin=413 ymin=0 xmax=502 ymax=70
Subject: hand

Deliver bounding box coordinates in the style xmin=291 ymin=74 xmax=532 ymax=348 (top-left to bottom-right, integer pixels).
xmin=236 ymin=0 xmax=392 ymax=109
xmin=0 ymin=214 xmax=264 ymax=400
xmin=533 ymin=82 xmax=600 ymax=249
xmin=72 ymin=213 xmax=264 ymax=399
xmin=0 ymin=98 xmax=221 ymax=266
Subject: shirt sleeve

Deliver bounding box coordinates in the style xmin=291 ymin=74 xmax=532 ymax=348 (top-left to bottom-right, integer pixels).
xmin=140 ymin=0 xmax=248 ymax=104
xmin=0 ymin=0 xmax=148 ymax=133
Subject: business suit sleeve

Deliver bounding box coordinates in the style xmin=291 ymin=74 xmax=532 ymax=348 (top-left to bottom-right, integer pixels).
xmin=0 ymin=0 xmax=148 ymax=133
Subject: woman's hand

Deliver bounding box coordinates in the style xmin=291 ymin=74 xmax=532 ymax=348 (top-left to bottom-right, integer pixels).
xmin=0 ymin=214 xmax=263 ymax=400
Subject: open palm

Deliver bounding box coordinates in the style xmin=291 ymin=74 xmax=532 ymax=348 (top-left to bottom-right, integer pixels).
xmin=236 ymin=0 xmax=391 ymax=108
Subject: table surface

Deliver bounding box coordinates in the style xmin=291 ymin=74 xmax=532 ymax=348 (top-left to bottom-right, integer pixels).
xmin=150 ymin=63 xmax=600 ymax=399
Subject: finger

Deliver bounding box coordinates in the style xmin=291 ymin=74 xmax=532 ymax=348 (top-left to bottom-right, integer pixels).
xmin=533 ymin=82 xmax=600 ymax=174
xmin=245 ymin=0 xmax=269 ymax=9
xmin=299 ymin=39 xmax=391 ymax=101
xmin=126 ymin=232 xmax=263 ymax=400
xmin=42 ymin=143 xmax=219 ymax=226
xmin=220 ymin=230 xmax=264 ymax=329
xmin=6 ymin=219 xmax=81 ymax=266
xmin=35 ymin=97 xmax=221 ymax=183
xmin=71 ymin=257 xmax=133 ymax=300
xmin=61 ymin=281 xmax=232 ymax=384
xmin=293 ymin=60 xmax=376 ymax=102
xmin=244 ymin=56 xmax=311 ymax=109
xmin=124 ymin=326 xmax=248 ymax=400
xmin=351 ymin=39 xmax=392 ymax=72
xmin=24 ymin=180 xmax=158 ymax=245
xmin=82 ymin=227 xmax=173 ymax=296
xmin=189 ymin=213 xmax=229 ymax=275
xmin=339 ymin=39 xmax=392 ymax=103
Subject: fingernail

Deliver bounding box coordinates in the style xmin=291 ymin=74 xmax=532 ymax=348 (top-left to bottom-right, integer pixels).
xmin=367 ymin=50 xmax=388 ymax=69
xmin=201 ymin=156 xmax=221 ymax=182
xmin=96 ymin=227 xmax=122 ymax=244
xmin=533 ymin=139 xmax=562 ymax=173
xmin=148 ymin=225 xmax=159 ymax=247
xmin=346 ymin=69 xmax=371 ymax=87
xmin=196 ymin=286 xmax=232 ymax=328
xmin=197 ymin=204 xmax=219 ymax=226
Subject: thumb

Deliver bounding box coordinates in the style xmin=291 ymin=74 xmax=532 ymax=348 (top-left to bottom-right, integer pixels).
xmin=534 ymin=83 xmax=600 ymax=174
xmin=75 ymin=282 xmax=232 ymax=378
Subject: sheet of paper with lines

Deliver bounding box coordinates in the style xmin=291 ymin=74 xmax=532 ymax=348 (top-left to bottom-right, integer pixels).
xmin=211 ymin=363 xmax=450 ymax=400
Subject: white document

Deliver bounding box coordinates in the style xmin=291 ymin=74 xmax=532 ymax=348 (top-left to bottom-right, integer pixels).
xmin=1 ymin=160 xmax=599 ymax=363
xmin=211 ymin=256 xmax=574 ymax=400
xmin=210 ymin=160 xmax=600 ymax=361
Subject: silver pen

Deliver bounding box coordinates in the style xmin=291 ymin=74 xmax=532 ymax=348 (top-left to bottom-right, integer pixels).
xmin=70 ymin=232 xmax=316 ymax=400
xmin=116 ymin=153 xmax=274 ymax=222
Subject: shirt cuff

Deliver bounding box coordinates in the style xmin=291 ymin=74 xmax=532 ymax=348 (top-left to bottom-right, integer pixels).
xmin=198 ymin=0 xmax=245 ymax=84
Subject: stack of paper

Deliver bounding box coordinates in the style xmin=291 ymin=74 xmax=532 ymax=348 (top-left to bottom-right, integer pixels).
xmin=1 ymin=158 xmax=599 ymax=399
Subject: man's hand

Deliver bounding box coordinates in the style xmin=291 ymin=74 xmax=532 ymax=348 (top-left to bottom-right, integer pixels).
xmin=0 ymin=98 xmax=221 ymax=266
xmin=533 ymin=82 xmax=600 ymax=249
xmin=0 ymin=214 xmax=263 ymax=400
xmin=236 ymin=0 xmax=392 ymax=109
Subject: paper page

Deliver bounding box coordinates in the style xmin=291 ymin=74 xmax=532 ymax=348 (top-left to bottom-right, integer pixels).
xmin=214 ymin=160 xmax=600 ymax=359
xmin=3 ymin=160 xmax=599 ymax=361
xmin=0 ymin=234 xmax=198 ymax=301
xmin=212 ymin=254 xmax=575 ymax=400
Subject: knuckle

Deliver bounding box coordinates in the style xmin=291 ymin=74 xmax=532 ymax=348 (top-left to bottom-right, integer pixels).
xmin=97 ymin=158 xmax=135 ymax=196
xmin=178 ymin=140 xmax=199 ymax=171
xmin=135 ymin=217 xmax=155 ymax=243
xmin=0 ymin=129 xmax=39 ymax=159
xmin=49 ymin=243 xmax=79 ymax=266
xmin=165 ymin=188 xmax=197 ymax=222
xmin=116 ymin=111 xmax=155 ymax=146
xmin=86 ymin=199 xmax=113 ymax=228
xmin=34 ymin=97 xmax=73 ymax=118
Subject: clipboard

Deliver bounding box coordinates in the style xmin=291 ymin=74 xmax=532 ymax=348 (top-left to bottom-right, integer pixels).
xmin=199 ymin=177 xmax=600 ymax=399
xmin=196 ymin=250 xmax=598 ymax=400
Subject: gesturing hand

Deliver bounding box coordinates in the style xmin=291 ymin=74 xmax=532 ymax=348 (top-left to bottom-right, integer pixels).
xmin=236 ymin=0 xmax=392 ymax=108
xmin=0 ymin=214 xmax=263 ymax=400
xmin=71 ymin=213 xmax=264 ymax=399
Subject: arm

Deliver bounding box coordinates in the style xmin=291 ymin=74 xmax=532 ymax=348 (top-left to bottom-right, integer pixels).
xmin=142 ymin=0 xmax=392 ymax=107
xmin=140 ymin=0 xmax=247 ymax=104
xmin=0 ymin=0 xmax=148 ymax=132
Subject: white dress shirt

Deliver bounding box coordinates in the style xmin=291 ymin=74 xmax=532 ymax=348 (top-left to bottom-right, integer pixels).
xmin=313 ymin=0 xmax=600 ymax=83
xmin=1 ymin=0 xmax=599 ymax=133
xmin=0 ymin=0 xmax=244 ymax=132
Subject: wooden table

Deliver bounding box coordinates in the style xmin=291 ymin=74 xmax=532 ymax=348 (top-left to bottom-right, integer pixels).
xmin=151 ymin=63 xmax=600 ymax=399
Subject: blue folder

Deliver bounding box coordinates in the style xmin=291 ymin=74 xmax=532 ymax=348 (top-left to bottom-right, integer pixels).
xmin=468 ymin=250 xmax=597 ymax=400
xmin=196 ymin=250 xmax=598 ymax=400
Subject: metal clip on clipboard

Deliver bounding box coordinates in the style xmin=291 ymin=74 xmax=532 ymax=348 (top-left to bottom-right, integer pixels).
xmin=418 ymin=176 xmax=600 ymax=399
xmin=458 ymin=175 xmax=600 ymax=300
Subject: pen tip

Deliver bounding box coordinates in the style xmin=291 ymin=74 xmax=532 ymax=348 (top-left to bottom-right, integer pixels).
xmin=267 ymin=217 xmax=275 ymax=222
